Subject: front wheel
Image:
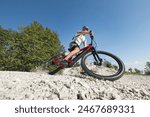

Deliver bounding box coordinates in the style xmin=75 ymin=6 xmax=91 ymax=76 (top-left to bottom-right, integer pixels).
xmin=81 ymin=51 xmax=125 ymax=81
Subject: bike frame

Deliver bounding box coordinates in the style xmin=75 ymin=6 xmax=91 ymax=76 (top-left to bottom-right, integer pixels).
xmin=67 ymin=44 xmax=93 ymax=67
xmin=67 ymin=40 xmax=102 ymax=67
xmin=49 ymin=32 xmax=125 ymax=80
xmin=52 ymin=33 xmax=102 ymax=68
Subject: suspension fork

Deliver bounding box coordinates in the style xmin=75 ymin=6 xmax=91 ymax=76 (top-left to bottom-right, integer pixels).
xmin=92 ymin=47 xmax=102 ymax=65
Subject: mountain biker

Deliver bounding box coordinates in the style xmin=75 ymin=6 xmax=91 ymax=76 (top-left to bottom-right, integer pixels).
xmin=60 ymin=26 xmax=93 ymax=68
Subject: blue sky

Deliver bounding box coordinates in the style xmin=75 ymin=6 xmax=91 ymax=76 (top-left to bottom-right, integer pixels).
xmin=0 ymin=0 xmax=150 ymax=70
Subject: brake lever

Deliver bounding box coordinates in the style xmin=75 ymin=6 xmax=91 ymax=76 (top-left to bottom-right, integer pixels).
xmin=90 ymin=30 xmax=94 ymax=39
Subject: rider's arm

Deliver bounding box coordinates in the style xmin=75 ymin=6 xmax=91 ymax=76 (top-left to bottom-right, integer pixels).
xmin=83 ymin=40 xmax=87 ymax=47
xmin=77 ymin=30 xmax=91 ymax=35
xmin=83 ymin=42 xmax=87 ymax=47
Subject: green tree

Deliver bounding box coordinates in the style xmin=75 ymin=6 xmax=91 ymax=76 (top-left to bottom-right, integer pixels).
xmin=103 ymin=60 xmax=113 ymax=68
xmin=128 ymin=68 xmax=133 ymax=73
xmin=0 ymin=27 xmax=16 ymax=70
xmin=113 ymin=65 xmax=118 ymax=70
xmin=134 ymin=68 xmax=141 ymax=74
xmin=145 ymin=61 xmax=150 ymax=75
xmin=0 ymin=21 xmax=64 ymax=71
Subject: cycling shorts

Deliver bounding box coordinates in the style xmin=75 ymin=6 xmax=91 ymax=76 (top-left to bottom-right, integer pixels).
xmin=68 ymin=41 xmax=80 ymax=51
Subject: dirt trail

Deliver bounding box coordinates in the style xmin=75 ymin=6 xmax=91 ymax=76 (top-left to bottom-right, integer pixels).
xmin=0 ymin=69 xmax=150 ymax=100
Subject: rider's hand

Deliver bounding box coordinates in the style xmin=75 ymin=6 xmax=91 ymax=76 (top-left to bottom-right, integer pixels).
xmin=89 ymin=30 xmax=93 ymax=36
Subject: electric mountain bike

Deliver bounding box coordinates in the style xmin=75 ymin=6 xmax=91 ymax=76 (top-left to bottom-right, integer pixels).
xmin=45 ymin=32 xmax=125 ymax=81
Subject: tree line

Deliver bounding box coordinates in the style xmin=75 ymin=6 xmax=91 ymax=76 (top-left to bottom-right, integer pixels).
xmin=102 ymin=60 xmax=150 ymax=75
xmin=127 ymin=61 xmax=150 ymax=75
xmin=0 ymin=21 xmax=64 ymax=71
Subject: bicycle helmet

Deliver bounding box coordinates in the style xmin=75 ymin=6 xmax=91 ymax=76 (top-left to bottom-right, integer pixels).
xmin=82 ymin=26 xmax=89 ymax=31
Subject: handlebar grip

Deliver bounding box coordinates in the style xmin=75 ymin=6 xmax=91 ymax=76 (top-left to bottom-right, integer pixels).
xmin=90 ymin=35 xmax=94 ymax=40
xmin=90 ymin=30 xmax=93 ymax=35
xmin=89 ymin=30 xmax=94 ymax=39
xmin=90 ymin=30 xmax=92 ymax=33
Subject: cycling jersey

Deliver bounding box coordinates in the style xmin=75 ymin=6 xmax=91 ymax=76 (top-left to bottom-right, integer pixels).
xmin=73 ymin=34 xmax=87 ymax=46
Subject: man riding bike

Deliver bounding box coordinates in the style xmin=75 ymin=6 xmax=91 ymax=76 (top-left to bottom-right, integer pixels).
xmin=60 ymin=26 xmax=93 ymax=68
xmin=48 ymin=26 xmax=125 ymax=80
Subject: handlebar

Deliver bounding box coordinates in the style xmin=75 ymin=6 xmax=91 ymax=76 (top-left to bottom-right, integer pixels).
xmin=90 ymin=30 xmax=94 ymax=40
xmin=89 ymin=30 xmax=97 ymax=48
xmin=90 ymin=35 xmax=94 ymax=40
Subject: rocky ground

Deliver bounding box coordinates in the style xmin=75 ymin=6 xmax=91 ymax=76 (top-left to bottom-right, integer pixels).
xmin=0 ymin=67 xmax=150 ymax=100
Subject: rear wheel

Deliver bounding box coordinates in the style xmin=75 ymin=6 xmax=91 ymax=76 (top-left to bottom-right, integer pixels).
xmin=44 ymin=54 xmax=64 ymax=74
xmin=81 ymin=51 xmax=125 ymax=81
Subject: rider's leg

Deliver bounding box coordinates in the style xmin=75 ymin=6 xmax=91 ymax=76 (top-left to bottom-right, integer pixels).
xmin=64 ymin=47 xmax=80 ymax=60
xmin=59 ymin=47 xmax=80 ymax=68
